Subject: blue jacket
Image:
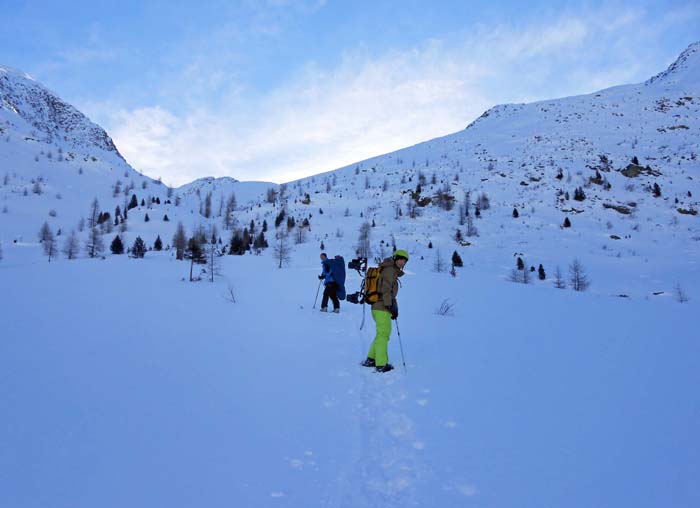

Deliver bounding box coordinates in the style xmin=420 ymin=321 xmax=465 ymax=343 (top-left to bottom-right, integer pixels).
xmin=321 ymin=259 xmax=334 ymax=284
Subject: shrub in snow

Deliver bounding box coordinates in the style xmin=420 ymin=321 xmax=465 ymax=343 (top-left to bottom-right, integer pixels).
xmin=675 ymin=284 xmax=689 ymax=303
xmin=553 ymin=266 xmax=566 ymax=289
xmin=508 ymin=267 xmax=531 ymax=284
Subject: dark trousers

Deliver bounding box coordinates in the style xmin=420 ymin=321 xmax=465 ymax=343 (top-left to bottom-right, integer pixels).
xmin=321 ymin=282 xmax=340 ymax=310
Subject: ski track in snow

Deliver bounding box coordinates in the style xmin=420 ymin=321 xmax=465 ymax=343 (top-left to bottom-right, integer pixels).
xmin=315 ymin=310 xmax=430 ymax=508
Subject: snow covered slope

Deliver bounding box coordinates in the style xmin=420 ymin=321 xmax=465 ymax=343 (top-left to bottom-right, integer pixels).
xmin=274 ymin=41 xmax=700 ymax=296
xmin=1 ymin=42 xmax=699 ymax=297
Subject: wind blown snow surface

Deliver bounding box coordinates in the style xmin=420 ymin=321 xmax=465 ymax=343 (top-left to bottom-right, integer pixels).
xmin=1 ymin=242 xmax=698 ymax=508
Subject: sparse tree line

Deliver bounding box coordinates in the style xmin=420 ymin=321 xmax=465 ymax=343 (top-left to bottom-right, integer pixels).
xmin=507 ymin=255 xmax=590 ymax=291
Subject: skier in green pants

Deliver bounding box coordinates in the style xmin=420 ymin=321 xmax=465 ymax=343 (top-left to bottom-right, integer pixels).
xmin=361 ymin=250 xmax=408 ymax=373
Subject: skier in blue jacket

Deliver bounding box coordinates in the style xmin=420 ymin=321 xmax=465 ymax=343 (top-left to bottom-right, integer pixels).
xmin=318 ymin=253 xmax=340 ymax=313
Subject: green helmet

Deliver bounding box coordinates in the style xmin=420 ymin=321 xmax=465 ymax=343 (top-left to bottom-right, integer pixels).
xmin=393 ymin=249 xmax=409 ymax=262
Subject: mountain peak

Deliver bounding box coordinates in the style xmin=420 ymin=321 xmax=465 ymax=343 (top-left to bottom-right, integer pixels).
xmin=645 ymin=41 xmax=700 ymax=88
xmin=0 ymin=65 xmax=35 ymax=82
xmin=0 ymin=64 xmax=125 ymax=161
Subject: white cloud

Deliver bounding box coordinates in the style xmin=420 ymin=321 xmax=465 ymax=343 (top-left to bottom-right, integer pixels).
xmin=104 ymin=6 xmax=689 ymax=186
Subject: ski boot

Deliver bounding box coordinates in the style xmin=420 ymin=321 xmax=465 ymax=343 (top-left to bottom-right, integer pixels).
xmin=361 ymin=357 xmax=376 ymax=367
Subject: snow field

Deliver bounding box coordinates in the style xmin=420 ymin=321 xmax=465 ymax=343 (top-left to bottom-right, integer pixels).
xmin=1 ymin=243 xmax=699 ymax=507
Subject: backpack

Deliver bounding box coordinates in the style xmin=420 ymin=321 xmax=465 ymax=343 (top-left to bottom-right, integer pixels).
xmin=363 ymin=266 xmax=383 ymax=304
xmin=328 ymin=255 xmax=347 ymax=300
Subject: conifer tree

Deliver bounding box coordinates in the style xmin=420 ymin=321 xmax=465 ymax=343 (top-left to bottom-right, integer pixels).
xmin=154 ymin=235 xmax=163 ymax=251
xmin=451 ymin=251 xmax=463 ymax=267
xmin=275 ymin=209 xmax=286 ymax=228
xmin=253 ymin=231 xmax=268 ymax=253
xmin=110 ymin=235 xmax=125 ymax=255
xmin=513 ymin=207 xmax=519 ymax=218
xmin=538 ymin=264 xmax=546 ymax=280
xmin=132 ymin=236 xmax=146 ymax=258
xmin=242 ymin=229 xmax=251 ymax=252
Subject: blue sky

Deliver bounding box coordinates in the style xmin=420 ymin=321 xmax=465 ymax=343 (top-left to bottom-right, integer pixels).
xmin=2 ymin=0 xmax=699 ymax=185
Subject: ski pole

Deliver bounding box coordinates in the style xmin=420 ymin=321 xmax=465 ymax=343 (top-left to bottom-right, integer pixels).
xmin=395 ymin=318 xmax=407 ymax=373
xmin=313 ymin=279 xmax=322 ymax=309
xmin=360 ymin=301 xmax=366 ymax=330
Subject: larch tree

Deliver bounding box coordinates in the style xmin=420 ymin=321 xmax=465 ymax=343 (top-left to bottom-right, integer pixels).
xmin=172 ymin=222 xmax=187 ymax=260
xmin=85 ymin=227 xmax=105 ymax=258
xmin=273 ymin=231 xmax=292 ymax=269
xmin=62 ymin=230 xmax=80 ymax=259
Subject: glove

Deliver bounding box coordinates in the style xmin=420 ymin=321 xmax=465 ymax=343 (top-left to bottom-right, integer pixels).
xmin=318 ymin=275 xmax=324 ymax=280
xmin=390 ymin=302 xmax=398 ymax=320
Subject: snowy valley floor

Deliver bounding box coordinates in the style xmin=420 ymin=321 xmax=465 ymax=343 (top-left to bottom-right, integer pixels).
xmin=1 ymin=244 xmax=699 ymax=508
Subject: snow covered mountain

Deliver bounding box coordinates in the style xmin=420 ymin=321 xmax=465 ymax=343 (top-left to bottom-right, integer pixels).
xmin=1 ymin=42 xmax=699 ymax=297
xmin=0 ymin=65 xmax=124 ymax=158
xmin=0 ymin=65 xmax=276 ymax=242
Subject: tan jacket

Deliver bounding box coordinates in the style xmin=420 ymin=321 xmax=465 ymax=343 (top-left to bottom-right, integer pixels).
xmin=371 ymin=257 xmax=405 ymax=313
